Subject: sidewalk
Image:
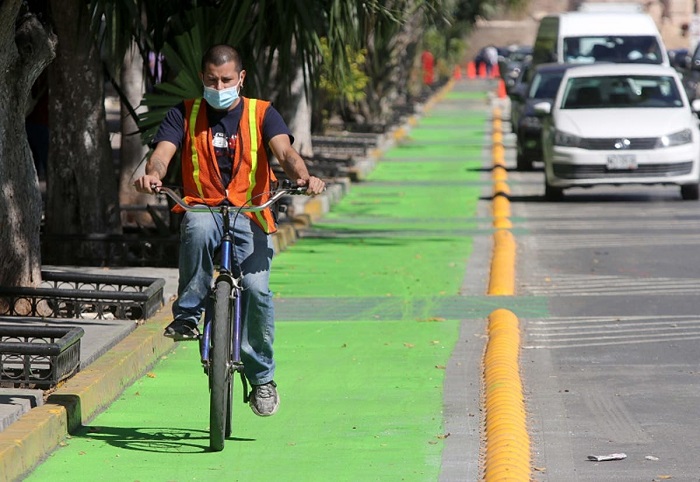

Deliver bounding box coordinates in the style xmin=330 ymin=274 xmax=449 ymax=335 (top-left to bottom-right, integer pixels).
xmin=1 ymin=79 xmax=499 ymax=481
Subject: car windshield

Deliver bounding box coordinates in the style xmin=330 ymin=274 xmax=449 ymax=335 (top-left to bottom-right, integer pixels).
xmin=528 ymin=72 xmax=565 ymax=99
xmin=560 ymin=75 xmax=683 ymax=109
xmin=563 ymin=35 xmax=663 ymax=64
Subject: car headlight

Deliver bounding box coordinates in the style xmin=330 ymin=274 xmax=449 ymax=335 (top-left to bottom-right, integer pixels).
xmin=521 ymin=116 xmax=542 ymax=129
xmin=554 ymin=129 xmax=581 ymax=147
xmin=656 ymin=128 xmax=693 ymax=147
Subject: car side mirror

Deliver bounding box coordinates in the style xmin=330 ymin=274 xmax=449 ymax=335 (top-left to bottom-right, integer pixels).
xmin=533 ymin=101 xmax=552 ymax=116
xmin=691 ymin=99 xmax=700 ymax=112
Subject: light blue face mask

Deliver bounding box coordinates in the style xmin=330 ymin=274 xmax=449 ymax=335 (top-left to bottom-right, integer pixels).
xmin=203 ymin=81 xmax=241 ymax=110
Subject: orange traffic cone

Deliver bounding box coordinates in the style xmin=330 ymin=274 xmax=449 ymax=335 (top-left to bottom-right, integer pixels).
xmin=453 ymin=65 xmax=462 ymax=79
xmin=497 ymin=79 xmax=507 ymax=99
xmin=492 ymin=63 xmax=500 ymax=78
xmin=467 ymin=61 xmax=476 ymax=79
xmin=478 ymin=62 xmax=487 ymax=78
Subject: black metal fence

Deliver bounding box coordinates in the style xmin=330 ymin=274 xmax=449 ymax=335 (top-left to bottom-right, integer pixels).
xmin=0 ymin=270 xmax=164 ymax=320
xmin=0 ymin=324 xmax=83 ymax=388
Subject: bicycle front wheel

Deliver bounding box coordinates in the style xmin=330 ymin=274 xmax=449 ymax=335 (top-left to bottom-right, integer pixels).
xmin=209 ymin=277 xmax=233 ymax=452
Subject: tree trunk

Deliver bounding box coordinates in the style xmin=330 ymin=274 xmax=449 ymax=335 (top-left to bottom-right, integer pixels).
xmin=0 ymin=0 xmax=56 ymax=288
xmin=118 ymin=42 xmax=152 ymax=227
xmin=286 ymin=65 xmax=314 ymax=158
xmin=45 ymin=0 xmax=121 ymax=264
xmin=356 ymin=6 xmax=423 ymax=126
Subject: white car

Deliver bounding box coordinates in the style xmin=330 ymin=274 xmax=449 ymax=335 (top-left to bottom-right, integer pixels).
xmin=535 ymin=63 xmax=700 ymax=200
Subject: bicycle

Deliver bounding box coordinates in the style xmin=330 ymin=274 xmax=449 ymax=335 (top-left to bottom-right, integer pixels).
xmin=156 ymin=181 xmax=307 ymax=451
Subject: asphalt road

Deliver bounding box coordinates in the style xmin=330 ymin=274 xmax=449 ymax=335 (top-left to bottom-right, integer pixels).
xmin=508 ymin=153 xmax=700 ymax=481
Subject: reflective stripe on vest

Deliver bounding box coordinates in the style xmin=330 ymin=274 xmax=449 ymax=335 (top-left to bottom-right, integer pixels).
xmin=188 ymin=98 xmax=205 ymax=198
xmin=245 ymin=99 xmax=268 ymax=231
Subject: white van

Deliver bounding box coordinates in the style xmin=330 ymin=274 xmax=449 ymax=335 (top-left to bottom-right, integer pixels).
xmin=532 ymin=12 xmax=669 ymax=70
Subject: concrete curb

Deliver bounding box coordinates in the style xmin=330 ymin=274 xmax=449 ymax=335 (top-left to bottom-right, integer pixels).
xmin=0 ymin=390 xmax=43 ymax=433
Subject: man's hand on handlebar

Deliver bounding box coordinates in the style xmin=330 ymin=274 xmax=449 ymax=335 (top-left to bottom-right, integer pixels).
xmin=299 ymin=176 xmax=326 ymax=196
xmin=133 ymin=175 xmax=162 ymax=194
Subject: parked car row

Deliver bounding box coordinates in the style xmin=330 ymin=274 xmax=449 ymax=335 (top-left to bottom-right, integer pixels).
xmin=497 ymin=44 xmax=532 ymax=94
xmin=675 ymin=46 xmax=700 ymax=104
xmin=504 ymin=10 xmax=700 ymax=201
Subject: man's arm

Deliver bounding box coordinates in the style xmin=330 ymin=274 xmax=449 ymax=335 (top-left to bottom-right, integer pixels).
xmin=268 ymin=134 xmax=325 ymax=195
xmin=133 ymin=141 xmax=178 ymax=193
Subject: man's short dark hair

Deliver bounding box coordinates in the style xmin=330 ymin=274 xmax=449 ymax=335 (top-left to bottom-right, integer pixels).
xmin=201 ymin=45 xmax=242 ymax=72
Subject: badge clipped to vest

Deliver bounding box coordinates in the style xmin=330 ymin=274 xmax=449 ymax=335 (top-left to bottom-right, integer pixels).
xmin=212 ymin=132 xmax=227 ymax=149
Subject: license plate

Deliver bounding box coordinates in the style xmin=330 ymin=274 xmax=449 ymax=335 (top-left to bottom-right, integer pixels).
xmin=607 ymin=154 xmax=637 ymax=170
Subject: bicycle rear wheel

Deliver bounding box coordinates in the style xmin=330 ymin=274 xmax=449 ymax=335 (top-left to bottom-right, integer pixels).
xmin=209 ymin=277 xmax=233 ymax=452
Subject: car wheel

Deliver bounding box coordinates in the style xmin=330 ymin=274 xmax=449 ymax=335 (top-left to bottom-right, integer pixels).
xmin=680 ymin=183 xmax=700 ymax=200
xmin=544 ymin=180 xmax=564 ymax=201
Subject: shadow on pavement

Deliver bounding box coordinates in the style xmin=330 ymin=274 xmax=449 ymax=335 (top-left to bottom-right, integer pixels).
xmin=72 ymin=425 xmax=255 ymax=453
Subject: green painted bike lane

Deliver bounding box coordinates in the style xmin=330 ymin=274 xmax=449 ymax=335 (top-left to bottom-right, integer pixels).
xmin=26 ymin=87 xmax=493 ymax=482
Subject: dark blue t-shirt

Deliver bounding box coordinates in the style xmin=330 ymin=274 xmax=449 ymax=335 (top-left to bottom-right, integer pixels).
xmin=152 ymin=98 xmax=292 ymax=187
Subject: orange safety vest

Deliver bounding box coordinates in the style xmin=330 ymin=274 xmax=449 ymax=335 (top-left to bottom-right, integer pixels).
xmin=179 ymin=97 xmax=278 ymax=234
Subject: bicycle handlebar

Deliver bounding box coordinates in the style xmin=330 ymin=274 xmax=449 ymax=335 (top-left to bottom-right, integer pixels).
xmin=155 ymin=181 xmax=307 ymax=213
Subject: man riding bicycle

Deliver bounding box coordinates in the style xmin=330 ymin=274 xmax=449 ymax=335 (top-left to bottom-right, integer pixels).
xmin=134 ymin=44 xmax=325 ymax=417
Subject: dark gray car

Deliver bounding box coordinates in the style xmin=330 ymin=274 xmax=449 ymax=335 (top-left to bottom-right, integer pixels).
xmin=510 ymin=63 xmax=581 ymax=170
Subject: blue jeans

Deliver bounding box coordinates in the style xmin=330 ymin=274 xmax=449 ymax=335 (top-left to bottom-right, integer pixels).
xmin=173 ymin=211 xmax=276 ymax=385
